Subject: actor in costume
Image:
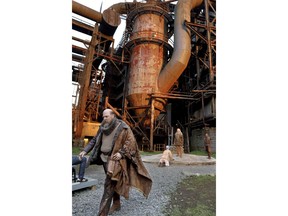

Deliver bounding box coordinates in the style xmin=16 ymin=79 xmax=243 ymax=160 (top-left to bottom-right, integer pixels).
xmin=204 ymin=132 xmax=212 ymax=159
xmin=158 ymin=146 xmax=173 ymax=167
xmin=173 ymin=128 xmax=184 ymax=158
xmin=79 ymin=109 xmax=152 ymax=216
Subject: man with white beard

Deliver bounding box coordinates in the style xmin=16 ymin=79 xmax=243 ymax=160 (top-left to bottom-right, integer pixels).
xmin=79 ymin=109 xmax=152 ymax=216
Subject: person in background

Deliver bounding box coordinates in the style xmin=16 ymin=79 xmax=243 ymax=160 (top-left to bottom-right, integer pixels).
xmin=204 ymin=132 xmax=212 ymax=159
xmin=173 ymin=128 xmax=184 ymax=158
xmin=79 ymin=109 xmax=152 ymax=216
xmin=158 ymin=145 xmax=174 ymax=167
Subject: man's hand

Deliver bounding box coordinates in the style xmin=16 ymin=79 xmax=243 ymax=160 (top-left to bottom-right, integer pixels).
xmin=79 ymin=151 xmax=86 ymax=159
xmin=112 ymin=152 xmax=122 ymax=160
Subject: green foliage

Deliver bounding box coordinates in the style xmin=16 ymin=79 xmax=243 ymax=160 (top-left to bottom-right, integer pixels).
xmin=72 ymin=146 xmax=82 ymax=155
xmin=162 ymin=175 xmax=216 ymax=216
xmin=185 ymin=204 xmax=215 ymax=216
xmin=168 ymin=207 xmax=182 ymax=216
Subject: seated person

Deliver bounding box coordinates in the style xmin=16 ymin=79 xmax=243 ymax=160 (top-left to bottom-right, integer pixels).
xmin=72 ymin=155 xmax=88 ymax=182
xmin=158 ymin=146 xmax=174 ymax=167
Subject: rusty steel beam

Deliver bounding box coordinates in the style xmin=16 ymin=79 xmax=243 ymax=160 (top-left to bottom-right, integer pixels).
xmin=150 ymin=95 xmax=198 ymax=101
xmin=72 ymin=43 xmax=129 ymax=64
xmin=72 ymin=45 xmax=87 ymax=56
xmin=72 ymin=36 xmax=90 ymax=45
xmin=186 ymin=23 xmax=208 ymax=44
xmin=191 ymin=52 xmax=209 ymax=68
xmin=72 ymin=18 xmax=94 ymax=35
xmin=72 ymin=54 xmax=84 ymax=63
xmin=186 ymin=22 xmax=216 ymax=31
xmin=74 ymin=25 xmax=99 ymax=139
xmin=150 ymin=98 xmax=155 ymax=151
xmin=208 ymin=0 xmax=216 ymax=14
xmin=73 ymin=8 xmax=121 ymax=80
xmin=204 ymin=0 xmax=214 ymax=82
xmin=126 ymin=105 xmax=150 ymax=110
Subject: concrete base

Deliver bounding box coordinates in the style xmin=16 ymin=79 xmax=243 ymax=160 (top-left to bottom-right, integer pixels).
xmin=141 ymin=153 xmax=216 ymax=166
xmin=72 ymin=178 xmax=97 ymax=191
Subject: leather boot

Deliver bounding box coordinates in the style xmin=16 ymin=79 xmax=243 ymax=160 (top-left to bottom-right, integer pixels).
xmin=108 ymin=193 xmax=121 ymax=215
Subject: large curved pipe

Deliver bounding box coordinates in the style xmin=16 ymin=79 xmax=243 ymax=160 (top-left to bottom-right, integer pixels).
xmin=158 ymin=0 xmax=203 ymax=93
xmin=72 ymin=1 xmax=130 ymax=34
xmin=109 ymin=2 xmax=140 ymax=14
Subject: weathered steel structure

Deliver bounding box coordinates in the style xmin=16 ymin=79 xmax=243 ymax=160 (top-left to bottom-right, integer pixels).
xmin=72 ymin=0 xmax=216 ymax=152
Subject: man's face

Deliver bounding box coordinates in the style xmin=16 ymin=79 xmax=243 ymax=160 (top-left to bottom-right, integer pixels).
xmin=103 ymin=110 xmax=114 ymax=126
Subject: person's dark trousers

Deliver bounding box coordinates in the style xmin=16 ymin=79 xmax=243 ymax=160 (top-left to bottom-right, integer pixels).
xmin=97 ymin=162 xmax=118 ymax=216
xmin=72 ymin=155 xmax=87 ymax=180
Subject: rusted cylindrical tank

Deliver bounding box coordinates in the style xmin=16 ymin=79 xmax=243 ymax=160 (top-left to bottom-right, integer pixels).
xmin=126 ymin=3 xmax=172 ymax=126
xmin=124 ymin=0 xmax=204 ymax=126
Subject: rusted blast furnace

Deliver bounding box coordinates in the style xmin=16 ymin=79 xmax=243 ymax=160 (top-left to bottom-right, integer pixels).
xmin=126 ymin=1 xmax=173 ymax=126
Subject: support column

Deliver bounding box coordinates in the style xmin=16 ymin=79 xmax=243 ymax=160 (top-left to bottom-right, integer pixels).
xmin=201 ymin=92 xmax=206 ymax=127
xmin=75 ymin=25 xmax=99 ymax=139
xmin=204 ymin=0 xmax=214 ymax=82
xmin=150 ymin=98 xmax=155 ymax=151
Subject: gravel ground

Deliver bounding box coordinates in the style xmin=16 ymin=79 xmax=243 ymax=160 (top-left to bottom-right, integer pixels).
xmin=72 ymin=162 xmax=216 ymax=216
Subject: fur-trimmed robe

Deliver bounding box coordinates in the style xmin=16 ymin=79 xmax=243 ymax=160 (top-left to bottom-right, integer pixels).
xmin=83 ymin=119 xmax=152 ymax=199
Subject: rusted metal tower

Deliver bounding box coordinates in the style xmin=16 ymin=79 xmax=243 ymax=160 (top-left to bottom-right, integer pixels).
xmin=72 ymin=0 xmax=216 ymax=151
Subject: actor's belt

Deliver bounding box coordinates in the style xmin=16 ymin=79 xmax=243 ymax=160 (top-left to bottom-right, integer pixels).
xmin=101 ymin=151 xmax=110 ymax=156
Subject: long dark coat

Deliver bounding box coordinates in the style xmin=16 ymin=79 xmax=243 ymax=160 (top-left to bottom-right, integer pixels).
xmin=83 ymin=119 xmax=152 ymax=199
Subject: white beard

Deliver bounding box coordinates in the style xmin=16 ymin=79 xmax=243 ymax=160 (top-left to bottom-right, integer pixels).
xmin=103 ymin=122 xmax=109 ymax=128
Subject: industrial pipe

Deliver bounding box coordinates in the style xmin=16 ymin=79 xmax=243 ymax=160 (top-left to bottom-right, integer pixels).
xmin=72 ymin=1 xmax=102 ymax=22
xmin=123 ymin=0 xmax=204 ymax=126
xmin=158 ymin=0 xmax=203 ymax=93
xmin=109 ymin=2 xmax=141 ymax=15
